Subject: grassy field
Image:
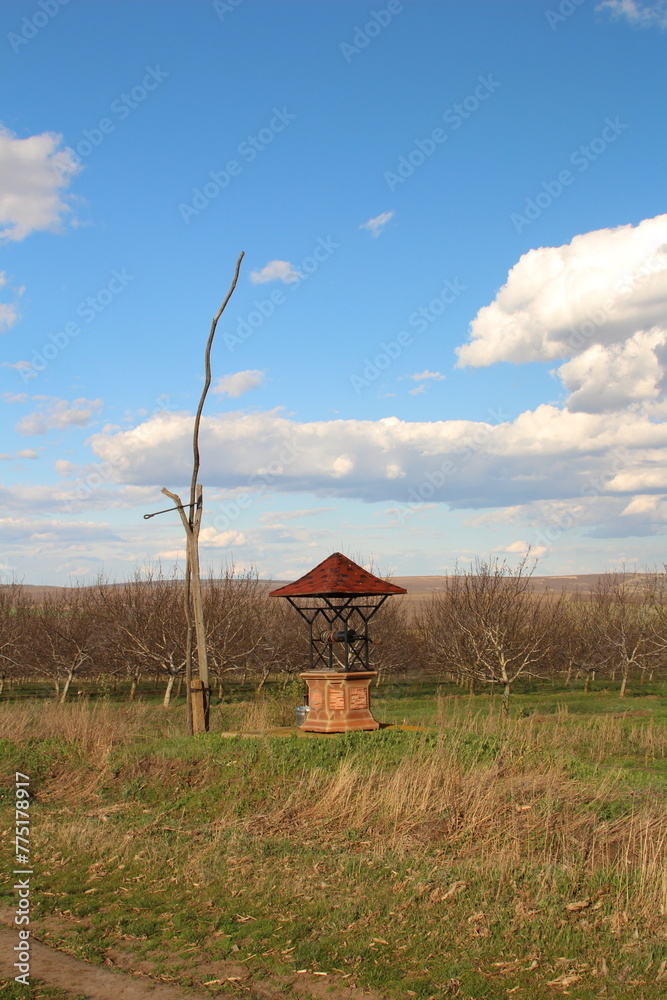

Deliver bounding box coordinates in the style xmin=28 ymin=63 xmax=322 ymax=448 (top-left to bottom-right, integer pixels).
xmin=1 ymin=681 xmax=666 ymax=999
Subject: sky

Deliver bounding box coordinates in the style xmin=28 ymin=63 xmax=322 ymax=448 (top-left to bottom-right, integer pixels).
xmin=1 ymin=0 xmax=667 ymax=585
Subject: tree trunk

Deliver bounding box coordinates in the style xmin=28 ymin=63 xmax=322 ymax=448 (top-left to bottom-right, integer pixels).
xmin=620 ymin=667 xmax=629 ymax=698
xmin=256 ymin=666 xmax=270 ymax=697
xmin=129 ymin=672 xmax=140 ymax=700
xmin=59 ymin=668 xmax=75 ymax=705
xmin=564 ymin=664 xmax=572 ymax=688
xmin=176 ymin=676 xmax=184 ymax=698
xmin=468 ymin=674 xmax=476 ymax=695
xmin=502 ymin=682 xmax=511 ymax=717
xmin=54 ymin=676 xmax=61 ymax=698
xmin=163 ymin=674 xmax=175 ymax=709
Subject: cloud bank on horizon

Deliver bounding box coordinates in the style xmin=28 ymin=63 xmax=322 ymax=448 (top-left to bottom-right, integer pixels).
xmin=80 ymin=214 xmax=667 ymax=545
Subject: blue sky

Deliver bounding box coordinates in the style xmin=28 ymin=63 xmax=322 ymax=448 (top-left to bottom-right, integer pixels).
xmin=1 ymin=0 xmax=667 ymax=584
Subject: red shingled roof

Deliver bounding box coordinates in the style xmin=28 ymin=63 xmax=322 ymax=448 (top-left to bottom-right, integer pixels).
xmin=270 ymin=552 xmax=407 ymax=598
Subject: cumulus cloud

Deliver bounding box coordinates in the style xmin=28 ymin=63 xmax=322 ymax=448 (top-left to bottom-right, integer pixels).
xmin=198 ymin=526 xmax=245 ymax=547
xmin=213 ymin=369 xmax=266 ymax=398
xmin=0 ymin=124 xmax=82 ymax=243
xmin=16 ymin=397 xmax=102 ymax=436
xmin=359 ymin=211 xmax=394 ymax=237
xmin=249 ymin=260 xmax=301 ymax=284
xmin=457 ymin=215 xmax=667 ymax=367
xmin=597 ymin=0 xmax=667 ymax=28
xmin=85 ymin=405 xmax=667 ymax=515
xmin=556 ymin=329 xmax=666 ymax=412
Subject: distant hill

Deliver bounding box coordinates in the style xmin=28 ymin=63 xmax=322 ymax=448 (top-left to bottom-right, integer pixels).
xmin=5 ymin=573 xmax=646 ymax=604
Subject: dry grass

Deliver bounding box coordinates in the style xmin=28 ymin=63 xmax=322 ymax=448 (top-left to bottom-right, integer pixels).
xmin=3 ymin=695 xmax=667 ymax=996
xmin=0 ymin=698 xmax=181 ymax=752
xmin=10 ymin=699 xmax=665 ymax=919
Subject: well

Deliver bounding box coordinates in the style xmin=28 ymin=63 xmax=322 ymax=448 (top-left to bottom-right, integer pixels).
xmin=270 ymin=552 xmax=406 ymax=733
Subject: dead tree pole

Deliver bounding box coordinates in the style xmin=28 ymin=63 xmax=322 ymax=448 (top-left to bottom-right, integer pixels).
xmin=159 ymin=251 xmax=244 ymax=733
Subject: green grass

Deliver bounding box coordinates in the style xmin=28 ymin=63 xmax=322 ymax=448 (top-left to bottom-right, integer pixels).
xmin=0 ymin=985 xmax=89 ymax=1000
xmin=1 ymin=685 xmax=666 ymax=999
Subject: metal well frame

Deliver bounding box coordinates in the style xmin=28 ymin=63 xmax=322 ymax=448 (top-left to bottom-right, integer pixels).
xmin=285 ymin=594 xmax=388 ymax=672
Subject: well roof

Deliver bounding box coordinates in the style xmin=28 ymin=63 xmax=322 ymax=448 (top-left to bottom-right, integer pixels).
xmin=269 ymin=552 xmax=407 ymax=598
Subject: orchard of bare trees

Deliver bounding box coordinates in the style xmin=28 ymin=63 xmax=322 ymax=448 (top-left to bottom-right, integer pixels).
xmin=1 ymin=560 xmax=666 ymax=710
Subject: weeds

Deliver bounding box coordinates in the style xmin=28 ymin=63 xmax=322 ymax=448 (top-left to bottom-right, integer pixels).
xmin=1 ymin=693 xmax=666 ymax=999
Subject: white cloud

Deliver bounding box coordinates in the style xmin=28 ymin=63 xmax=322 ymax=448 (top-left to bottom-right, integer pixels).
xmin=260 ymin=507 xmax=335 ymax=524
xmin=84 ymin=404 xmax=667 ymax=515
xmin=2 ymin=392 xmax=28 ymax=403
xmin=495 ymin=539 xmax=548 ymax=558
xmin=0 ymin=271 xmax=25 ymax=333
xmin=0 ymin=481 xmax=157 ymax=515
xmin=249 ymin=260 xmax=301 ymax=284
xmin=0 ymin=301 xmax=19 ymax=333
xmin=0 ymin=450 xmax=37 ymax=460
xmin=403 ymin=370 xmax=446 ymax=395
xmin=198 ymin=526 xmax=246 ymax=548
xmin=213 ymin=369 xmax=266 ymax=398
xmin=0 ymin=515 xmax=120 ymax=546
xmin=55 ymin=459 xmax=76 ymax=476
xmin=0 ymin=124 xmax=82 ymax=243
xmin=402 ymin=370 xmax=446 ymax=382
xmin=1 ymin=360 xmax=36 ymax=378
xmin=457 ymin=214 xmax=667 ymax=367
xmin=16 ymin=397 xmax=102 ymax=436
xmin=359 ymin=211 xmax=394 ymax=238
xmin=597 ymin=0 xmax=667 ymax=28
xmin=556 ymin=329 xmax=666 ymax=412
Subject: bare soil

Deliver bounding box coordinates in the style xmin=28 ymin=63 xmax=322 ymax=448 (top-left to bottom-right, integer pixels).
xmin=0 ymin=920 xmax=382 ymax=999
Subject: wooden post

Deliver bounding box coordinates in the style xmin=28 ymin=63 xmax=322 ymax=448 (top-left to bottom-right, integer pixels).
xmin=159 ymin=252 xmax=245 ymax=735
xmin=190 ymin=677 xmax=206 ymax=735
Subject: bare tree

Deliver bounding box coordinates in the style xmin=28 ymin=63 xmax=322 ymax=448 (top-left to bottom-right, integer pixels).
xmin=148 ymin=252 xmax=244 ymax=733
xmin=0 ymin=583 xmax=30 ymax=695
xmin=30 ymin=589 xmax=99 ymax=703
xmin=418 ymin=556 xmax=560 ymax=715
xmin=592 ymin=572 xmax=661 ymax=697
xmin=92 ymin=569 xmax=187 ymax=707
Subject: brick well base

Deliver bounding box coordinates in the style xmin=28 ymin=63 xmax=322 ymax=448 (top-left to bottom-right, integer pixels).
xmin=300 ymin=670 xmax=380 ymax=733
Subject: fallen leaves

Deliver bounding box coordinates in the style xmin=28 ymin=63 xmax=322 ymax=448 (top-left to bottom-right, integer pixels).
xmin=565 ymin=898 xmax=590 ymax=912
xmin=546 ymin=973 xmax=581 ymax=987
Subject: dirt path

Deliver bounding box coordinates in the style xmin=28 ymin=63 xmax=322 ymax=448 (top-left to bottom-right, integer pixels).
xmin=0 ymin=923 xmax=381 ymax=1000
xmin=0 ymin=925 xmax=220 ymax=1000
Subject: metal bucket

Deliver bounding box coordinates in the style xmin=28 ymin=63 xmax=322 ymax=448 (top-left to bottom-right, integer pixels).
xmin=295 ymin=705 xmax=309 ymax=727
